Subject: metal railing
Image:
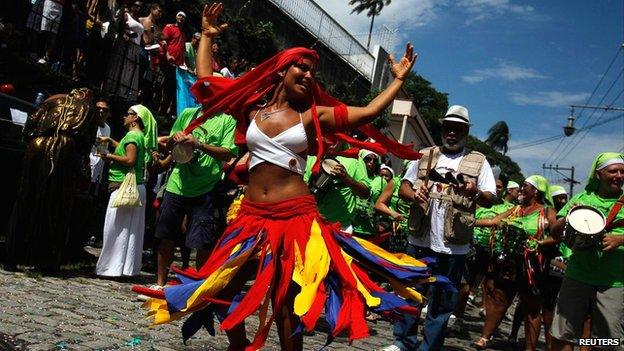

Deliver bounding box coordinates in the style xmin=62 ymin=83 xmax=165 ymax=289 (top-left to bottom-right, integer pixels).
xmin=267 ymin=0 xmax=375 ymax=81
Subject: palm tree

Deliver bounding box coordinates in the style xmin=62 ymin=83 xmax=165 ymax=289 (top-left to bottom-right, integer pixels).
xmin=349 ymin=0 xmax=392 ymax=50
xmin=486 ymin=121 xmax=511 ymax=154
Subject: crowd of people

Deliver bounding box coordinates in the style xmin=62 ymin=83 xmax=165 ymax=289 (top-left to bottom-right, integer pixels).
xmin=3 ymin=2 xmax=624 ymax=351
xmin=18 ymin=0 xmax=249 ymax=115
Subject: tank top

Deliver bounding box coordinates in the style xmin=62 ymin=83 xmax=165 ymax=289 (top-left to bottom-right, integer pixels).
xmin=246 ymin=111 xmax=308 ymax=174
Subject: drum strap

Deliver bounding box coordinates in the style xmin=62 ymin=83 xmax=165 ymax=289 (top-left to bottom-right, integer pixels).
xmin=605 ymin=195 xmax=624 ymax=231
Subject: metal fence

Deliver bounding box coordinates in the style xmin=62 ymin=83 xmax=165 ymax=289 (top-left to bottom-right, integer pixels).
xmin=267 ymin=0 xmax=375 ymax=81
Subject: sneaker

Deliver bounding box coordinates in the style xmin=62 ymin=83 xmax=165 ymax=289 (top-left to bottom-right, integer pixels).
xmin=421 ymin=305 xmax=428 ymax=315
xmin=136 ymin=284 xmax=163 ymax=302
xmin=378 ymin=345 xmax=401 ymax=351
xmin=37 ymin=57 xmax=48 ymax=64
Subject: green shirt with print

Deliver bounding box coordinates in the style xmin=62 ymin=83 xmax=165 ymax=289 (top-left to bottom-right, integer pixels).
xmin=166 ymin=108 xmax=238 ymax=197
xmin=557 ymin=191 xmax=624 ymax=288
xmin=352 ymin=176 xmax=387 ymax=237
xmin=305 ymin=156 xmax=369 ymax=228
xmin=108 ymin=130 xmax=146 ymax=184
xmin=474 ymin=201 xmax=515 ymax=252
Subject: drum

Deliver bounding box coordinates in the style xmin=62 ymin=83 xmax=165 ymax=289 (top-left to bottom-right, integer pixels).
xmin=171 ymin=142 xmax=194 ymax=164
xmin=564 ymin=205 xmax=605 ymax=250
xmin=501 ymin=226 xmax=525 ymax=255
xmin=309 ymin=158 xmax=339 ymax=195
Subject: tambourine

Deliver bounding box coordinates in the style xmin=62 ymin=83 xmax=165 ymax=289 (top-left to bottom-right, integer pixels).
xmin=309 ymin=158 xmax=340 ymax=195
xmin=171 ymin=142 xmax=195 ymax=164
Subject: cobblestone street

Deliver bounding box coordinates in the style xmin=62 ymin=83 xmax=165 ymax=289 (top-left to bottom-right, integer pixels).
xmin=0 ymin=249 xmax=538 ymax=351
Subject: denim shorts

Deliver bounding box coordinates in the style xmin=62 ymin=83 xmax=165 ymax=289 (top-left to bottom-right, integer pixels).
xmin=154 ymin=190 xmax=220 ymax=250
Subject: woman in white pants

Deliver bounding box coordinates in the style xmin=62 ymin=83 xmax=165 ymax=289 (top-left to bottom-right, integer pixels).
xmin=96 ymin=105 xmax=156 ymax=277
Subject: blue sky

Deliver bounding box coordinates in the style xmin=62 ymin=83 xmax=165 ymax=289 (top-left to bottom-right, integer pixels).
xmin=315 ymin=0 xmax=624 ymax=193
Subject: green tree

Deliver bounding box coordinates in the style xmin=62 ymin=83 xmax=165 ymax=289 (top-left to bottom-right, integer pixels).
xmin=486 ymin=121 xmax=510 ymax=155
xmin=403 ymin=72 xmax=448 ymax=143
xmin=349 ymin=0 xmax=392 ymax=49
xmin=401 ymin=73 xmax=524 ymax=181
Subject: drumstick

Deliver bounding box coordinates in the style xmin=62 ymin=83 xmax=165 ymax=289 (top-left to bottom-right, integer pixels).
xmin=423 ymin=148 xmax=434 ymax=187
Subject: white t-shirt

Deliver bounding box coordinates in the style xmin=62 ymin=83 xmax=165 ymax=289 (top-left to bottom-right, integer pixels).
xmin=89 ymin=123 xmax=111 ymax=183
xmin=402 ymin=150 xmax=496 ymax=255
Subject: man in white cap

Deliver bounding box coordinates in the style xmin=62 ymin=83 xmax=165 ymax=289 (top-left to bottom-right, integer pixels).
xmin=382 ymin=105 xmax=497 ymax=351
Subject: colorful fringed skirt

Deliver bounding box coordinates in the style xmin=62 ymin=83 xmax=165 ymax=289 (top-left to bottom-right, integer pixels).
xmin=134 ymin=195 xmax=445 ymax=349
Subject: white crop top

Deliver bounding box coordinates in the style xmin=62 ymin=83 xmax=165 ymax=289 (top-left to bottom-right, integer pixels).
xmin=246 ymin=114 xmax=308 ymax=174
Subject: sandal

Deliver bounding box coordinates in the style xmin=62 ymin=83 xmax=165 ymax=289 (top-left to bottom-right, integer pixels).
xmin=473 ymin=336 xmax=492 ymax=350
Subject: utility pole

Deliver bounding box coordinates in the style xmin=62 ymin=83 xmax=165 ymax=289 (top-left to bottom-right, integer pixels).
xmin=542 ymin=164 xmax=581 ymax=195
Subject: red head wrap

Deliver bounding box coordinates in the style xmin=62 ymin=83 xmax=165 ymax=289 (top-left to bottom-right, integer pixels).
xmin=187 ymin=47 xmax=421 ymax=173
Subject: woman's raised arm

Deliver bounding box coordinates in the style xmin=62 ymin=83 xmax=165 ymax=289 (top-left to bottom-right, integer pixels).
xmin=196 ymin=3 xmax=228 ymax=79
xmin=318 ymin=43 xmax=417 ymax=130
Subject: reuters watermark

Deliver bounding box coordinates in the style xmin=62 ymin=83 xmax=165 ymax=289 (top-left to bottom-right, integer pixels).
xmin=578 ymin=338 xmax=622 ymax=347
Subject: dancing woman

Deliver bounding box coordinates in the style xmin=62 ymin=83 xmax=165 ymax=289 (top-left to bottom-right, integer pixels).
xmin=472 ymin=175 xmax=557 ymax=350
xmin=134 ymin=3 xmax=448 ymax=351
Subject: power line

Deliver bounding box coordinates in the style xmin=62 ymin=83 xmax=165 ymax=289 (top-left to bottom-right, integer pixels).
xmin=551 ymin=46 xmax=623 ymax=162
xmin=556 ymin=91 xmax=624 ymax=162
xmin=509 ymin=135 xmax=563 ymax=151
xmin=509 ymin=113 xmax=624 ymax=152
xmin=553 ymin=71 xmax=624 ymax=163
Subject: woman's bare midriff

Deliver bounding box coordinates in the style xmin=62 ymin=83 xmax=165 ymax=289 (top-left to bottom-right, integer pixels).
xmin=245 ymin=162 xmax=311 ymax=203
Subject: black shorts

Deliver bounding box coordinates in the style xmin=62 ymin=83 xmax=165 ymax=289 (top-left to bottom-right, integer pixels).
xmin=154 ymin=190 xmax=221 ymax=250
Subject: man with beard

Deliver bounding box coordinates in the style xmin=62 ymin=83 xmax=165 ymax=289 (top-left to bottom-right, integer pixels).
xmin=382 ymin=105 xmax=497 ymax=351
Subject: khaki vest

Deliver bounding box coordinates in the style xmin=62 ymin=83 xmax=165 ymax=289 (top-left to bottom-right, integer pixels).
xmin=407 ymin=146 xmax=486 ymax=245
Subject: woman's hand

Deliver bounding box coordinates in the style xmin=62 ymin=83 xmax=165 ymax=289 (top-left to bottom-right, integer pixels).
xmin=388 ymin=43 xmax=417 ymax=81
xmin=391 ymin=212 xmax=405 ymax=221
xmin=201 ymin=2 xmax=229 ymax=37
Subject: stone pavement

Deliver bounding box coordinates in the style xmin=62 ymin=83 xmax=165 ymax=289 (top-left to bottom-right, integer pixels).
xmin=0 ymin=250 xmax=540 ymax=351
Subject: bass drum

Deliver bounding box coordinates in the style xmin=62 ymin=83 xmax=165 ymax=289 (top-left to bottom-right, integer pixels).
xmin=564 ymin=205 xmax=605 ymax=250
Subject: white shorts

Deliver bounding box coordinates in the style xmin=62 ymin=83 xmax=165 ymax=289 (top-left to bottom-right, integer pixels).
xmin=41 ymin=0 xmax=62 ymax=34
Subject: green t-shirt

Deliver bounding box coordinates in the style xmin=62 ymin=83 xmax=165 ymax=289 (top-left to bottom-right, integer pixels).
xmin=557 ymin=191 xmax=624 ymax=287
xmin=352 ymin=176 xmax=387 ymax=236
xmin=473 ymin=201 xmax=514 ymax=251
xmin=305 ymin=156 xmax=369 ymax=227
xmin=166 ymin=108 xmax=238 ymax=197
xmin=108 ymin=130 xmax=146 ymax=184
xmin=389 ymin=176 xmax=410 ymax=232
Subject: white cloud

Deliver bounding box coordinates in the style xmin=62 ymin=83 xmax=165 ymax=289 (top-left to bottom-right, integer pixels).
xmin=507 ymin=132 xmax=624 ymax=194
xmin=457 ymin=0 xmax=539 ymax=25
xmin=462 ymin=62 xmax=546 ymax=84
xmin=314 ymin=0 xmax=443 ymax=50
xmin=509 ymin=91 xmax=590 ymax=107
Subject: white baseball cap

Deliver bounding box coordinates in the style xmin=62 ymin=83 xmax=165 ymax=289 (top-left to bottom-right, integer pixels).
xmin=176 ymin=11 xmax=186 ymax=18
